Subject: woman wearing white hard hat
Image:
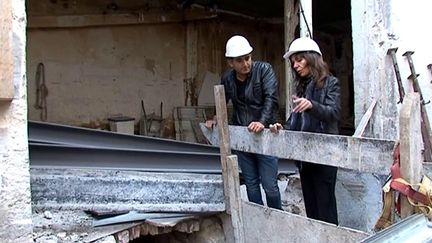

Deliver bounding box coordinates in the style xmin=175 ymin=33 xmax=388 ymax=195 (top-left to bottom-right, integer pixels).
xmin=271 ymin=37 xmax=340 ymax=224
xmin=206 ymin=35 xmax=282 ymax=210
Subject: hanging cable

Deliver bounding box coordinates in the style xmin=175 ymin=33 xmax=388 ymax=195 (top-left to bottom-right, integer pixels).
xmin=299 ymin=1 xmax=313 ymax=38
xmin=34 ymin=62 xmax=48 ymax=121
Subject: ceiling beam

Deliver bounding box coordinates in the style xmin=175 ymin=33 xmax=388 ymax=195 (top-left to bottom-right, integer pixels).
xmin=27 ymin=9 xmax=217 ymax=29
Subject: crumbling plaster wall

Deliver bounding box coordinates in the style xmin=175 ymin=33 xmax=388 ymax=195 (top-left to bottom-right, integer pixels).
xmin=0 ymin=0 xmax=33 ymax=242
xmin=26 ymin=1 xmax=285 ymax=126
xmin=27 ymin=24 xmax=186 ymax=125
xmin=352 ymin=0 xmax=432 ymax=140
xmin=344 ymin=0 xmax=432 ymax=233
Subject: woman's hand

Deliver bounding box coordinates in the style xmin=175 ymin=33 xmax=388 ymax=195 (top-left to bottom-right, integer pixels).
xmin=269 ymin=123 xmax=283 ymax=133
xmin=292 ymin=95 xmax=312 ymax=113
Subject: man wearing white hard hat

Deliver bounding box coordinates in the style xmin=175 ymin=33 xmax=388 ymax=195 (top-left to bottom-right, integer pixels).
xmin=271 ymin=37 xmax=340 ymax=224
xmin=207 ymin=35 xmax=281 ymax=210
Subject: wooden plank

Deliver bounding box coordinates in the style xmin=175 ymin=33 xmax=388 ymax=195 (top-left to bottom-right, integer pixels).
xmin=242 ymin=201 xmax=369 ymax=243
xmin=190 ymin=119 xmax=209 ymax=144
xmin=399 ymin=92 xmax=423 ymax=218
xmin=200 ymin=124 xmax=396 ymax=175
xmin=214 ymin=85 xmax=232 ymax=212
xmin=214 ymin=85 xmax=245 ymax=243
xmin=353 ymin=99 xmax=377 ymax=137
xmin=227 ymin=155 xmax=245 ymax=243
xmin=0 ymin=0 xmax=14 ymax=101
xmin=27 ymin=9 xmax=217 ymax=29
xmin=185 ymin=21 xmax=198 ymax=105
xmin=284 ymin=0 xmax=298 ymax=116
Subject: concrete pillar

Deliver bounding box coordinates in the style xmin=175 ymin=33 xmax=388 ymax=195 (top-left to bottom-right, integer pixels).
xmin=0 ymin=0 xmax=33 ymax=242
xmin=351 ymin=0 xmax=397 ymax=139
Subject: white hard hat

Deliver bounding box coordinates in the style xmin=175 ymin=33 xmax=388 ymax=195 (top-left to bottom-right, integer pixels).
xmin=225 ymin=35 xmax=253 ymax=57
xmin=283 ymin=37 xmax=322 ymax=59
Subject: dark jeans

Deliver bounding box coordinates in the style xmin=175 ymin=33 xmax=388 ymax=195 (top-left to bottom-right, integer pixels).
xmin=235 ymin=151 xmax=282 ymax=210
xmin=300 ymin=162 xmax=338 ymax=224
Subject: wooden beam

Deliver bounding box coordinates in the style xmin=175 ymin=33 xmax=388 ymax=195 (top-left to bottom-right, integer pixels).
xmin=200 ymin=124 xmax=396 ymax=175
xmin=399 ymin=92 xmax=423 ymax=218
xmin=185 ymin=21 xmax=198 ymax=106
xmin=226 ymin=155 xmax=245 ymax=243
xmin=27 ymin=9 xmax=217 ymax=29
xmin=214 ymin=85 xmax=232 ymax=212
xmin=284 ymin=0 xmax=298 ymax=116
xmin=214 ymin=85 xmax=245 ymax=242
xmin=0 ymin=0 xmax=14 ymax=101
xmin=353 ymin=99 xmax=377 ymax=138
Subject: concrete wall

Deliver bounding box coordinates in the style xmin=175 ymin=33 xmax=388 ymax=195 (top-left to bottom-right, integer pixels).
xmin=352 ymin=0 xmax=432 ymax=139
xmin=26 ymin=1 xmax=285 ymax=126
xmin=345 ymin=0 xmax=432 ymax=233
xmin=242 ymin=201 xmax=369 ymax=243
xmin=352 ymin=0 xmax=396 ymax=139
xmin=0 ymin=1 xmax=33 ymax=242
xmin=27 ymin=24 xmax=186 ymax=125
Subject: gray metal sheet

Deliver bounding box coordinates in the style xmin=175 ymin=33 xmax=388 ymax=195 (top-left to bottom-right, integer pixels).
xmin=29 ymin=120 xmax=218 ymax=153
xmin=29 ymin=121 xmax=296 ymax=173
xmin=30 ymin=143 xmax=223 ymax=173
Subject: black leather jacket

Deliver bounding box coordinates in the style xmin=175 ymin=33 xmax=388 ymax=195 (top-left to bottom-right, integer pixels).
xmin=285 ymin=75 xmax=340 ymax=135
xmin=221 ymin=61 xmax=279 ymax=127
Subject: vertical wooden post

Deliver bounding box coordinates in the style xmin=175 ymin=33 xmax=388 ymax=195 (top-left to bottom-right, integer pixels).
xmin=214 ymin=85 xmax=232 ymax=211
xmin=284 ymin=0 xmax=298 ymax=117
xmin=399 ymin=92 xmax=423 ymax=218
xmin=226 ymin=155 xmax=245 ymax=243
xmin=0 ymin=0 xmax=14 ymax=101
xmin=185 ymin=21 xmax=198 ymax=105
xmin=214 ymin=85 xmax=244 ymax=243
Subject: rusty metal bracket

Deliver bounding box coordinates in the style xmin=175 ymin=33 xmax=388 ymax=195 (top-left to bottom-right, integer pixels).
xmin=403 ymin=51 xmax=432 ymax=161
xmin=403 ymin=51 xmax=430 ymax=105
xmin=387 ymin=48 xmax=405 ymax=103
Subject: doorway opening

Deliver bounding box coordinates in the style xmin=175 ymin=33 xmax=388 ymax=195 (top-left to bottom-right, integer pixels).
xmin=312 ymin=0 xmax=354 ymax=135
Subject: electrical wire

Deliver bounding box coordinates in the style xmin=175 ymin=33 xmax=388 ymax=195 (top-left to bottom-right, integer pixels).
xmin=34 ymin=62 xmax=48 ymax=121
xmin=299 ymin=1 xmax=313 ymax=38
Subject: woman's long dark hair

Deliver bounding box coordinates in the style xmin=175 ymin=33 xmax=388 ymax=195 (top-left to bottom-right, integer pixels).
xmin=291 ymin=52 xmax=330 ymax=96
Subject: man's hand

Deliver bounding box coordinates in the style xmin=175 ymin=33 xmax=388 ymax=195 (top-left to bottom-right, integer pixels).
xmin=248 ymin=121 xmax=265 ymax=133
xmin=269 ymin=123 xmax=283 ymax=134
xmin=292 ymin=95 xmax=312 ymax=113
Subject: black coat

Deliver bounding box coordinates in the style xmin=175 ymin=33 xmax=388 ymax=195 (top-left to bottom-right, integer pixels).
xmin=285 ymin=75 xmax=341 ymax=135
xmin=221 ymin=61 xmax=279 ymax=127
